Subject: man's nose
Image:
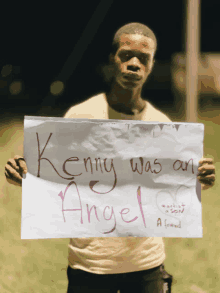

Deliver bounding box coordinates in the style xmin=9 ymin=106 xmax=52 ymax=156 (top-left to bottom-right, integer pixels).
xmin=127 ymin=57 xmax=140 ymax=72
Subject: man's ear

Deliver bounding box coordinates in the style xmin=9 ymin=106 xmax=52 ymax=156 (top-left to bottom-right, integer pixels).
xmin=101 ymin=54 xmax=115 ymax=83
xmin=109 ymin=53 xmax=114 ymax=64
xmin=151 ymin=58 xmax=156 ymax=71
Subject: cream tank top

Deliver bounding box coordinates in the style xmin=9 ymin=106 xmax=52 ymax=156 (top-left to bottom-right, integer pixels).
xmin=64 ymin=93 xmax=171 ymax=274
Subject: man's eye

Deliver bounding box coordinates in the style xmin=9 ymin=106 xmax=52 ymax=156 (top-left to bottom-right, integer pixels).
xmin=124 ymin=54 xmax=130 ymax=60
xmin=139 ymin=56 xmax=147 ymax=64
xmin=121 ymin=53 xmax=131 ymax=60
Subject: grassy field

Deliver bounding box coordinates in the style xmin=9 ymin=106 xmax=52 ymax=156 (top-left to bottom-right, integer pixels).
xmin=0 ymin=102 xmax=219 ymax=293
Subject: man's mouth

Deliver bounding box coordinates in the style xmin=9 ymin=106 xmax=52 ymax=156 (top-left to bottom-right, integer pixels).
xmin=123 ymin=73 xmax=142 ymax=81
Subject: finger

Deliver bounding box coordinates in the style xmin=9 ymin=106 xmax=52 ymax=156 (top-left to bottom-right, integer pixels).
xmin=5 ymin=170 xmax=22 ymax=186
xmin=198 ymin=177 xmax=215 ymax=186
xmin=198 ymin=164 xmax=215 ymax=174
xmin=5 ymin=169 xmax=10 ymax=178
xmin=201 ymin=183 xmax=213 ymax=191
xmin=198 ymin=174 xmax=215 ymax=181
xmin=199 ymin=158 xmax=214 ymax=165
xmin=14 ymin=155 xmax=27 ymax=174
xmin=199 ymin=181 xmax=215 ymax=189
xmin=5 ymin=164 xmax=23 ymax=182
xmin=197 ymin=174 xmax=215 ymax=181
xmin=7 ymin=158 xmax=20 ymax=171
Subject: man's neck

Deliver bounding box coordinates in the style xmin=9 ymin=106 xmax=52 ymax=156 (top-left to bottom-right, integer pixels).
xmin=106 ymin=81 xmax=146 ymax=115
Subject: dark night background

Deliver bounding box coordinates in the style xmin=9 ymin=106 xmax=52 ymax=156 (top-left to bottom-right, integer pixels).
xmin=0 ymin=0 xmax=219 ymax=117
xmin=0 ymin=3 xmax=220 ymax=292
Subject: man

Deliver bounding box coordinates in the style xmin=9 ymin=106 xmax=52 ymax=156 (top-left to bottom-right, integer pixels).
xmin=5 ymin=23 xmax=215 ymax=293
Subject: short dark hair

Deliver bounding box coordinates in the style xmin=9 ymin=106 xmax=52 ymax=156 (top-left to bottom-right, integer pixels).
xmin=111 ymin=22 xmax=157 ymax=55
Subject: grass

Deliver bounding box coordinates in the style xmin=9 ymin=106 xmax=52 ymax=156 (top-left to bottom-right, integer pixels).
xmin=163 ymin=101 xmax=220 ymax=293
xmin=0 ymin=102 xmax=219 ymax=293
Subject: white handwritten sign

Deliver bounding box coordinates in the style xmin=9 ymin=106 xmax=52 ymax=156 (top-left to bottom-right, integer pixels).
xmin=21 ymin=116 xmax=204 ymax=239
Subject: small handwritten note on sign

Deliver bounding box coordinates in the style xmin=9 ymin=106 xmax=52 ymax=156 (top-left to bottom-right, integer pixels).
xmin=21 ymin=116 xmax=204 ymax=239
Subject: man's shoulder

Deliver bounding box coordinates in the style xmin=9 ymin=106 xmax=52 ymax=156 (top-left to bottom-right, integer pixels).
xmin=64 ymin=93 xmax=106 ymax=118
xmin=146 ymin=101 xmax=172 ymax=122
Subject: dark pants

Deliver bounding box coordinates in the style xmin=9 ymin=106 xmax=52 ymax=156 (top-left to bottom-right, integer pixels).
xmin=67 ymin=263 xmax=170 ymax=293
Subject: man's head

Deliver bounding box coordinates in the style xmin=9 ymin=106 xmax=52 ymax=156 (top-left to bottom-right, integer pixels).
xmin=112 ymin=22 xmax=157 ymax=55
xmin=109 ymin=22 xmax=157 ymax=90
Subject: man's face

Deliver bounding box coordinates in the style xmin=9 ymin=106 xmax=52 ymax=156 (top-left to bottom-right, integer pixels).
xmin=111 ymin=34 xmax=155 ymax=89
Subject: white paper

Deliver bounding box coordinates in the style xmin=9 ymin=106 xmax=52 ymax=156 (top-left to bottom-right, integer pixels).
xmin=21 ymin=116 xmax=204 ymax=239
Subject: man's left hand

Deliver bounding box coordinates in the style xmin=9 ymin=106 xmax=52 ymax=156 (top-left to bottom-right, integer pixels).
xmin=197 ymin=158 xmax=215 ymax=190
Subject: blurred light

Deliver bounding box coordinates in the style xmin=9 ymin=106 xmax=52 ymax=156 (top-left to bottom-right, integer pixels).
xmin=175 ymin=69 xmax=185 ymax=92
xmin=9 ymin=81 xmax=22 ymax=95
xmin=1 ymin=64 xmax=13 ymax=77
xmin=171 ymin=53 xmax=220 ymax=96
xmin=0 ymin=80 xmax=7 ymax=89
xmin=50 ymin=81 xmax=64 ymax=95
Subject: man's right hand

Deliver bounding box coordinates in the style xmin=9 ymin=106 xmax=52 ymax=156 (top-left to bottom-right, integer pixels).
xmin=5 ymin=155 xmax=28 ymax=186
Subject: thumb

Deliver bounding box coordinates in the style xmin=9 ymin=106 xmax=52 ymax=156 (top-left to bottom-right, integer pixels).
xmin=14 ymin=156 xmax=28 ymax=174
xmin=20 ymin=160 xmax=28 ymax=174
